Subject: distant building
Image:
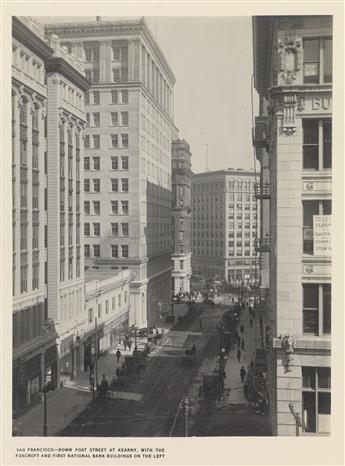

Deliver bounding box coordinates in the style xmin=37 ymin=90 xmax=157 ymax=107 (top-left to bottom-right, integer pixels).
xmin=45 ymin=18 xmax=176 ymax=328
xmin=12 ymin=16 xmax=88 ymax=415
xmin=253 ymin=15 xmax=332 ymax=435
xmin=83 ymin=269 xmax=132 ymax=373
xmin=171 ymin=137 xmax=192 ymax=295
xmin=191 ymin=169 xmax=257 ymax=284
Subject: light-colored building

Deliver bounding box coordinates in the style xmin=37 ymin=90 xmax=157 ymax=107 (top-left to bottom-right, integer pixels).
xmin=191 ymin=169 xmax=257 ymax=284
xmin=82 ymin=269 xmax=132 ymax=373
xmin=45 ymin=18 xmax=175 ymax=328
xmin=11 ymin=16 xmax=88 ymax=415
xmin=171 ymin=137 xmax=192 ymax=295
xmin=253 ymin=15 xmax=332 ymax=435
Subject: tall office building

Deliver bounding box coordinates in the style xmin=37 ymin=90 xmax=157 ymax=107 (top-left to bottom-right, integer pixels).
xmin=12 ymin=17 xmax=88 ymax=415
xmin=171 ymin=137 xmax=192 ymax=295
xmin=191 ymin=169 xmax=257 ymax=283
xmin=45 ymin=18 xmax=175 ymax=328
xmin=253 ymin=16 xmax=332 ymax=435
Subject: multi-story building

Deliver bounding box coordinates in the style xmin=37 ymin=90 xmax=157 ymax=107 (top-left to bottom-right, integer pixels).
xmin=83 ymin=269 xmax=132 ymax=374
xmin=171 ymin=137 xmax=192 ymax=295
xmin=191 ymin=169 xmax=257 ymax=283
xmin=11 ymin=17 xmax=88 ymax=416
xmin=253 ymin=15 xmax=332 ymax=435
xmin=45 ymin=18 xmax=175 ymax=328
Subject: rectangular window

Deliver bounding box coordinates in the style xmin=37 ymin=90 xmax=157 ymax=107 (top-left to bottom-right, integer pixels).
xmin=93 ymin=223 xmax=100 ymax=236
xmin=111 ymin=112 xmax=118 ymax=126
xmin=93 ymin=135 xmax=100 ymax=149
xmin=302 ymin=367 xmax=331 ymax=434
xmin=121 ymin=245 xmax=129 ymax=258
xmin=121 ymin=90 xmax=128 ymax=104
xmin=323 ymin=120 xmax=332 ymax=169
xmin=121 ymin=156 xmax=128 ymax=170
xmin=121 ymin=222 xmax=129 ymax=237
xmin=105 ymin=300 xmax=109 ymax=314
xmin=121 ymin=200 xmax=128 ymax=215
xmin=92 ymin=113 xmax=100 ymax=127
xmin=93 ymin=179 xmax=100 ymax=192
xmin=111 ymin=200 xmax=118 ymax=215
xmin=84 ymin=201 xmax=90 ymax=215
xmin=303 ymin=201 xmax=332 ymax=255
xmin=84 ymin=244 xmax=90 ymax=257
xmin=303 ymin=38 xmax=332 ymax=84
xmin=121 ymin=178 xmax=128 ymax=192
xmin=111 ymin=90 xmax=118 ymax=104
xmin=303 ymin=285 xmax=319 ymax=334
xmin=92 ymin=200 xmax=100 ymax=215
xmin=111 ymin=244 xmax=118 ymax=258
xmin=98 ymin=303 xmax=102 ymax=319
xmin=121 ymin=112 xmax=129 ymax=126
xmin=111 ymin=134 xmax=118 ymax=148
xmin=84 ymin=223 xmax=90 ymax=236
xmin=84 ymin=179 xmax=90 ymax=192
xmin=111 ymin=223 xmax=119 ymax=237
xmin=84 ymin=157 xmax=90 ymax=170
xmin=93 ymin=157 xmax=100 ymax=170
xmin=84 ymin=135 xmax=90 ymax=149
xmin=88 ymin=308 xmax=93 ymax=323
xmin=303 ymin=120 xmax=319 ymax=169
xmin=111 ymin=179 xmax=119 ymax=192
xmin=121 ymin=134 xmax=129 ymax=148
xmin=92 ymin=91 xmax=100 ymax=105
xmin=93 ymin=245 xmax=100 ymax=257
xmin=111 ymin=156 xmax=118 ymax=170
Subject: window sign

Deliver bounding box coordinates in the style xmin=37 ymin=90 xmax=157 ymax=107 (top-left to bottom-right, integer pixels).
xmin=313 ymin=215 xmax=331 ymax=256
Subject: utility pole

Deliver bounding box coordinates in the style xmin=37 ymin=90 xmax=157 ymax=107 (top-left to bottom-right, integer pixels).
xmin=184 ymin=397 xmax=189 ymax=437
xmin=94 ymin=317 xmax=98 ymax=389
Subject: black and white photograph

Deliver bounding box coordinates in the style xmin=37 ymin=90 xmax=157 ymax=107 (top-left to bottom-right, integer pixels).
xmin=1 ymin=3 xmax=344 ymax=465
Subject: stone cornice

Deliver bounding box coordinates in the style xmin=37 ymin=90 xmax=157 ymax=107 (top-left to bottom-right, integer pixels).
xmin=13 ymin=16 xmax=54 ymax=61
xmin=44 ymin=18 xmax=175 ymax=85
xmin=46 ymin=57 xmax=90 ymax=92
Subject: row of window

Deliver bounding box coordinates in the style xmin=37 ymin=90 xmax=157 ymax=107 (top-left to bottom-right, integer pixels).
xmin=303 ymin=119 xmax=332 ymax=170
xmin=84 ymin=134 xmax=129 ymax=150
xmin=87 ymin=288 xmax=128 ymax=325
xmin=84 ymin=156 xmax=128 ymax=171
xmin=86 ymin=111 xmax=129 ymax=128
xmin=84 ymin=222 xmax=129 ymax=237
xmin=84 ymin=200 xmax=129 ymax=216
xmin=85 ymin=89 xmax=129 ymax=106
xmin=84 ymin=244 xmax=129 ymax=258
xmin=84 ymin=67 xmax=128 ymax=84
xmin=84 ymin=178 xmax=128 ymax=193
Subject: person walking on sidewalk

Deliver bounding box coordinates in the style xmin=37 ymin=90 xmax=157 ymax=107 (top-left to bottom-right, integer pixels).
xmin=237 ymin=348 xmax=241 ymax=362
xmin=241 ymin=338 xmax=245 ymax=351
xmin=240 ymin=366 xmax=246 ymax=384
xmin=89 ymin=374 xmax=95 ymax=392
xmin=116 ymin=348 xmax=121 ymax=363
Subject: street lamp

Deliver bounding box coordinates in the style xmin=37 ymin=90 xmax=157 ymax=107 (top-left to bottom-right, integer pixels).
xmin=42 ymin=382 xmax=52 ymax=436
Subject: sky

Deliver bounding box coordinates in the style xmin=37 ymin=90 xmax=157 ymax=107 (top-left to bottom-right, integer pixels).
xmin=36 ymin=16 xmax=258 ymax=174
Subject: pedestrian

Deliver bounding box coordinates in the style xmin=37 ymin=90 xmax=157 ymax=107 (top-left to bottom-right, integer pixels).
xmin=99 ymin=374 xmax=109 ymax=398
xmin=199 ymin=318 xmax=202 ymax=330
xmin=89 ymin=374 xmax=95 ymax=392
xmin=250 ymin=318 xmax=253 ymax=327
xmin=240 ymin=366 xmax=246 ymax=384
xmin=116 ymin=348 xmax=121 ymax=363
xmin=243 ymin=381 xmax=249 ymax=399
xmin=241 ymin=338 xmax=245 ymax=351
xmin=123 ymin=340 xmax=127 ymax=351
xmin=237 ymin=348 xmax=241 ymax=362
xmin=240 ymin=325 xmax=244 ymax=333
xmin=128 ymin=339 xmax=132 ymax=351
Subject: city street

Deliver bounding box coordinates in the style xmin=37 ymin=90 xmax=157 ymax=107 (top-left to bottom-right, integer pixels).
xmin=61 ymin=297 xmax=271 ymax=437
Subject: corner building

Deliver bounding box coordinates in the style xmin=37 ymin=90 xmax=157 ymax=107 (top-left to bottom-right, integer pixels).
xmin=12 ymin=17 xmax=88 ymax=416
xmin=171 ymin=137 xmax=192 ymax=295
xmin=191 ymin=170 xmax=257 ymax=283
xmin=45 ymin=19 xmax=175 ymax=328
xmin=253 ymin=16 xmax=332 ymax=435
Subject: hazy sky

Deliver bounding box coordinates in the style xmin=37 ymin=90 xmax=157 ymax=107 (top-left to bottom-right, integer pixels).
xmin=36 ymin=16 xmax=258 ymax=174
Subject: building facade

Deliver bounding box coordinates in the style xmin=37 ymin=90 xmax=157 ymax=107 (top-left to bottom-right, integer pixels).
xmin=253 ymin=15 xmax=332 ymax=435
xmin=45 ymin=18 xmax=175 ymax=328
xmin=12 ymin=17 xmax=88 ymax=416
xmin=83 ymin=269 xmax=132 ymax=374
xmin=171 ymin=137 xmax=192 ymax=295
xmin=191 ymin=169 xmax=257 ymax=284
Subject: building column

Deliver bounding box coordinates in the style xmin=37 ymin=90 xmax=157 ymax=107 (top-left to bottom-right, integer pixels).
xmin=99 ymin=40 xmax=111 ymax=82
xmin=13 ymin=94 xmax=21 ymax=296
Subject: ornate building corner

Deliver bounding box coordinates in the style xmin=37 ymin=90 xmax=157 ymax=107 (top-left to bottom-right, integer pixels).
xmin=278 ymin=34 xmax=302 ymax=85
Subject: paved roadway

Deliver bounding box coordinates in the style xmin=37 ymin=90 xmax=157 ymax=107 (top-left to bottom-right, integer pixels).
xmin=61 ymin=306 xmax=215 ymax=437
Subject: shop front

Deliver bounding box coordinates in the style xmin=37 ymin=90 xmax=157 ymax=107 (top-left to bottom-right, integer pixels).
xmin=13 ymin=354 xmax=41 ymax=417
